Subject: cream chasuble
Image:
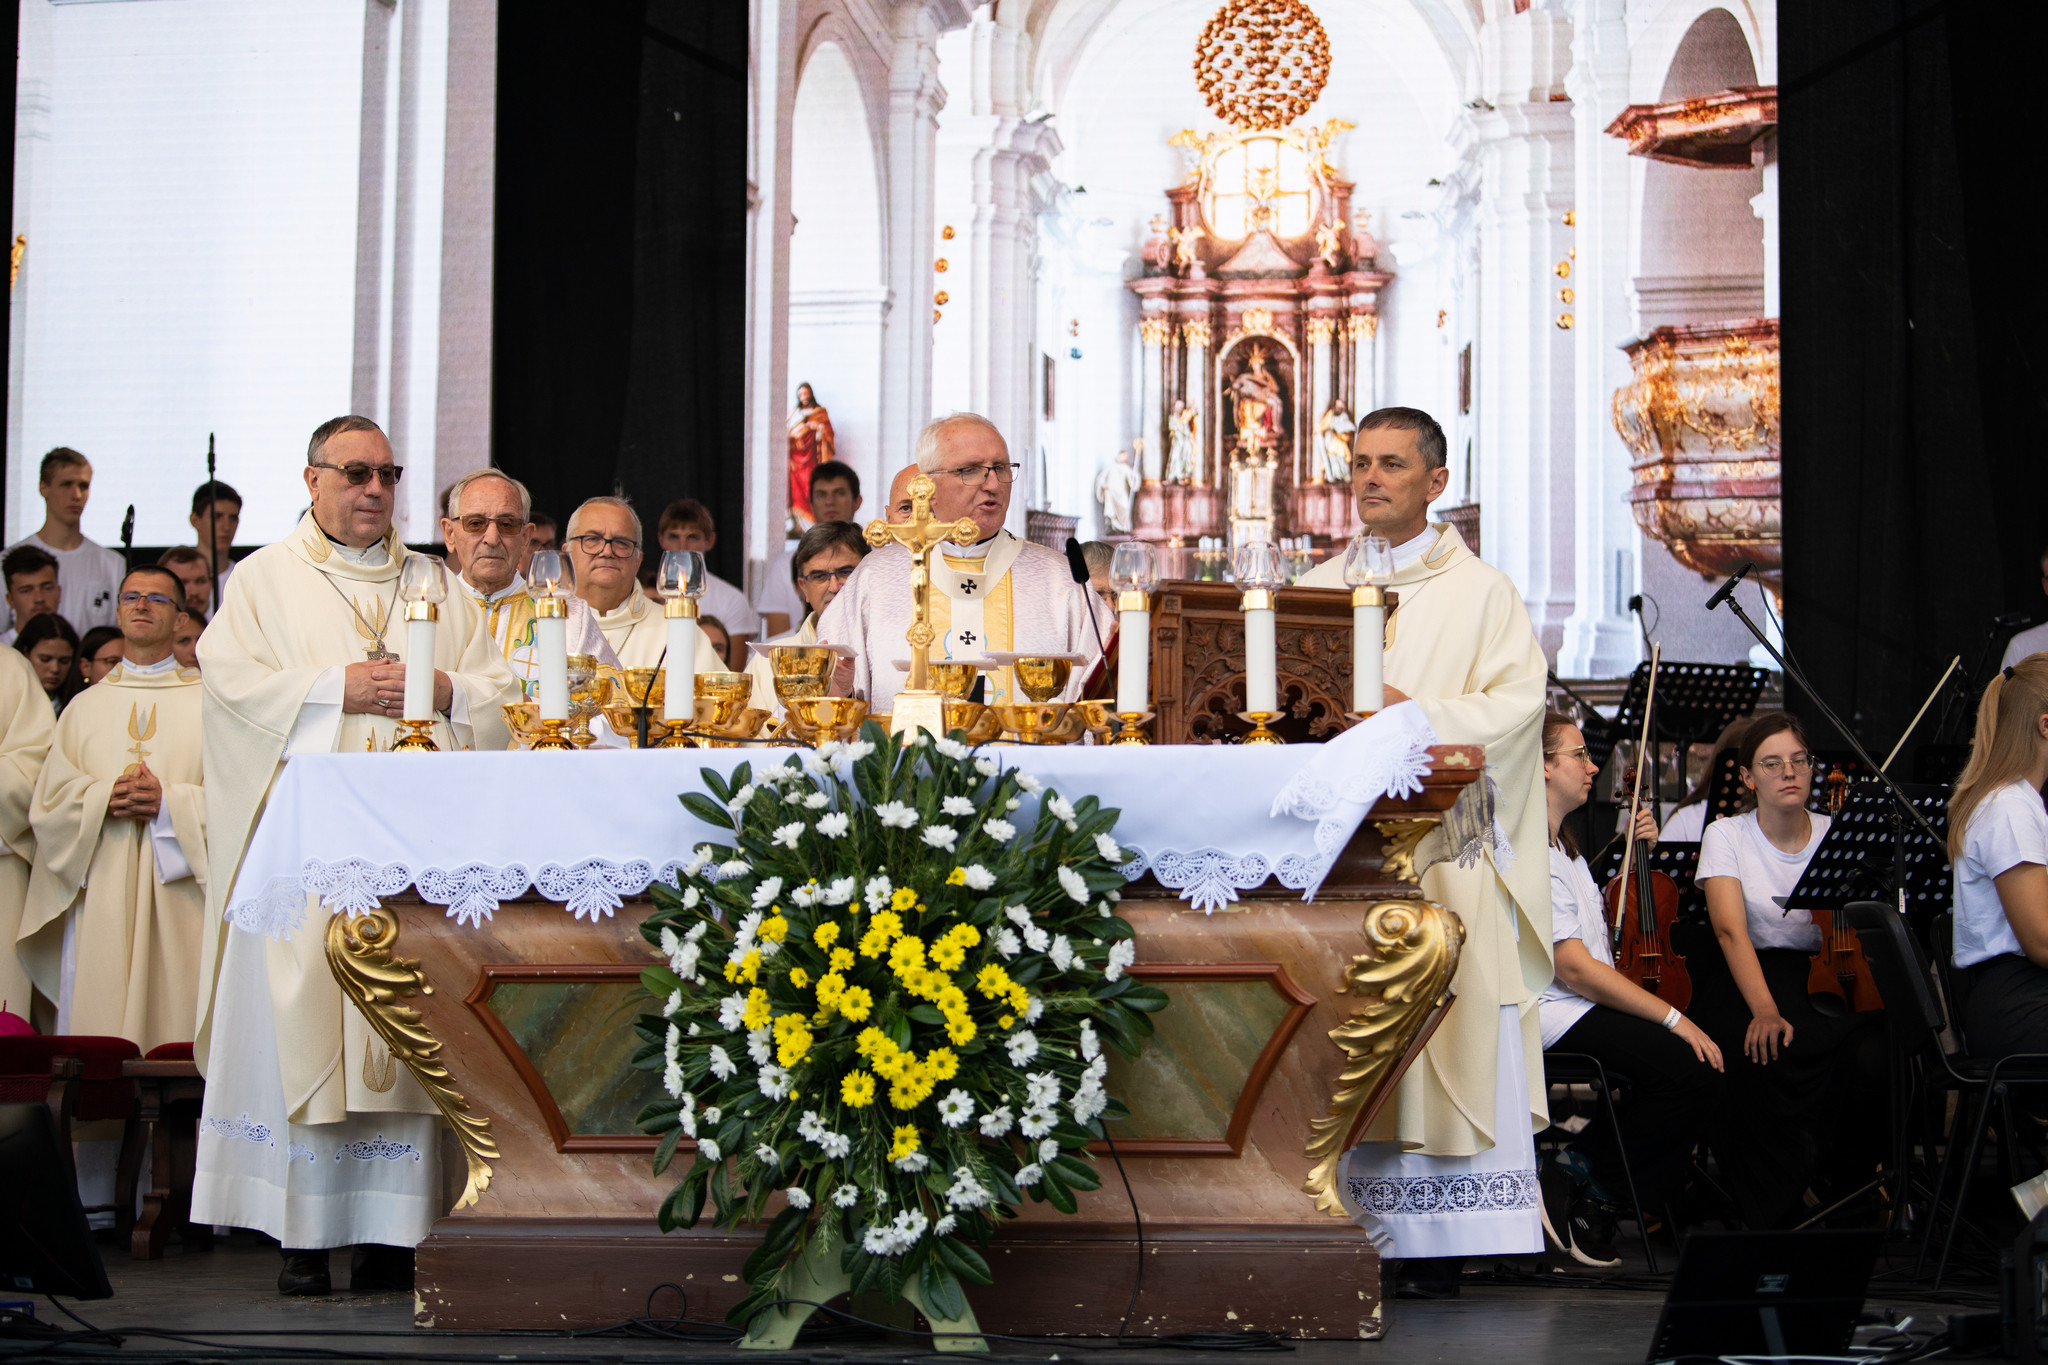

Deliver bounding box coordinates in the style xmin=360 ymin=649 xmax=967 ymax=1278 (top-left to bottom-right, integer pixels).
xmin=0 ymin=647 xmax=56 ymax=1019
xmin=1299 ymin=523 xmax=1549 ymax=1257
xmin=815 ymin=537 xmax=1108 ymax=717
xmin=191 ymin=513 xmax=521 ymax=1250
xmin=18 ymin=659 xmax=206 ymax=1053
xmin=590 ymin=582 xmax=724 ymax=674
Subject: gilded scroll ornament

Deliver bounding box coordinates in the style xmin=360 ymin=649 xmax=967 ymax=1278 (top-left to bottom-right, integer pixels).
xmin=325 ymin=909 xmax=499 ymax=1208
xmin=1373 ymin=819 xmax=1436 ymax=887
xmin=1139 ymin=317 xmax=1175 ymax=347
xmin=1303 ymin=900 xmax=1464 ymax=1217
xmin=1181 ymin=318 xmax=1214 ymax=348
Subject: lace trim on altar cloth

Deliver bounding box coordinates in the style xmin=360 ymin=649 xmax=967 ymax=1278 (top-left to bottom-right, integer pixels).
xmin=223 ymin=858 xmax=696 ymax=938
xmin=1268 ymin=703 xmax=1440 ymax=902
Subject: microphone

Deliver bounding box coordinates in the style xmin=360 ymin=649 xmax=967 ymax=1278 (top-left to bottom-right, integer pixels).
xmin=120 ymin=505 xmax=135 ymax=570
xmin=1065 ymin=536 xmax=1109 ymax=658
xmin=1994 ymin=610 xmax=2043 ymax=628
xmin=1704 ymin=562 xmax=1752 ymax=612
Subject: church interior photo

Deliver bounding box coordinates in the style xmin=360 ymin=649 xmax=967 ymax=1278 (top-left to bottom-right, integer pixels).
xmin=5 ymin=1 xmax=2048 ymax=1362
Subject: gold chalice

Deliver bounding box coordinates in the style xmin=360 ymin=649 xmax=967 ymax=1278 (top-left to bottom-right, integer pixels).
xmin=997 ymin=702 xmax=1084 ymax=745
xmin=1013 ymin=656 xmax=1074 ymax=703
xmin=601 ymin=702 xmax=679 ymax=748
xmin=1077 ymin=699 xmax=1117 ymax=742
xmin=942 ymin=699 xmax=1005 ymax=746
xmin=785 ymin=697 xmax=869 ymax=746
xmin=502 ymin=700 xmax=571 ymax=751
xmin=565 ymin=654 xmax=610 ymax=748
xmin=692 ymin=672 xmax=756 ymax=746
xmin=769 ymin=646 xmax=838 ymax=704
xmin=928 ymin=661 xmax=980 ymax=699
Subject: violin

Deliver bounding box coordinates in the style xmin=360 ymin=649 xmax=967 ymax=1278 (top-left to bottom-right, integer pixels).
xmin=1804 ymin=767 xmax=1884 ymax=1013
xmin=1603 ymin=645 xmax=1691 ymax=1010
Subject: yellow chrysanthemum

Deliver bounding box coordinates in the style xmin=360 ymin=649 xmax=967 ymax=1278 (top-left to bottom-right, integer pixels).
xmin=999 ymin=1015 xmax=1015 ymax=1030
xmin=946 ymin=1017 xmax=977 ymax=1045
xmin=759 ymin=915 xmax=789 ymax=943
xmin=927 ymin=1047 xmax=960 ymax=1080
xmin=945 ymin=867 xmax=967 ymax=886
xmin=776 ymin=1022 xmax=813 ymax=1067
xmin=789 ymin=966 xmax=810 ymax=989
xmin=856 ymin=1027 xmax=891 ymax=1059
xmin=812 ymin=922 xmax=840 ymax=949
xmin=859 ymin=910 xmax=903 ymax=958
xmin=889 ymin=1124 xmax=921 ymax=1160
xmin=742 ymin=988 xmax=774 ymax=1031
xmin=839 ymin=985 xmax=874 ymax=1022
xmin=842 ymin=1071 xmax=876 ymax=1107
xmin=930 ymin=939 xmax=967 ymax=971
xmin=891 ymin=886 xmax=919 ymax=912
xmin=975 ymin=963 xmax=1013 ymax=999
xmin=725 ymin=949 xmax=763 ymax=984
xmin=828 ymin=947 xmax=856 ymax=973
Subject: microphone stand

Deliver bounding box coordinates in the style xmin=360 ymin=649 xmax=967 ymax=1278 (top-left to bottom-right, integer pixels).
xmin=205 ymin=434 xmax=221 ymax=613
xmin=119 ymin=505 xmax=135 ymax=574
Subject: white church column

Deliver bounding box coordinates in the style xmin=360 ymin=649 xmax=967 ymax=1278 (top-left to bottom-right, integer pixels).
xmin=878 ymin=5 xmax=949 ymax=465
xmin=1307 ymin=318 xmax=1332 ymax=442
xmin=744 ymin=0 xmax=796 ymax=587
xmin=1752 ymin=132 xmax=1779 ymax=317
xmin=1183 ymin=319 xmax=1210 ymax=482
xmin=1345 ymin=315 xmax=1377 ymax=414
xmin=1138 ymin=317 xmax=1169 ymax=480
xmin=1465 ymin=12 xmax=1577 ymax=659
xmin=1557 ymin=0 xmax=1640 ymax=676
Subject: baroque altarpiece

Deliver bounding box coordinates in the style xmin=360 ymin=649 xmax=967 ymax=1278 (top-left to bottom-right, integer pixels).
xmin=1126 ymin=118 xmax=1390 ymax=552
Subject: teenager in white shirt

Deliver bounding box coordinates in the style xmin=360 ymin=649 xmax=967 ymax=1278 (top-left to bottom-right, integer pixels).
xmin=1692 ymin=711 xmax=1887 ymax=1228
xmin=1947 ymin=655 xmax=2048 ymax=1057
xmin=1537 ymin=713 xmax=1723 ymax=1267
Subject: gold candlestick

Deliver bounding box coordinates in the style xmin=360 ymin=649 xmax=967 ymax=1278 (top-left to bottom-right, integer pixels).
xmin=391 ymin=718 xmax=438 ymax=751
xmin=1237 ymin=710 xmax=1284 ymax=745
xmin=1112 ymin=710 xmax=1155 ymax=746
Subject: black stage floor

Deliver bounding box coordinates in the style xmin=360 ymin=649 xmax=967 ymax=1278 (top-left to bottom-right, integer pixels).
xmin=1 ymin=1230 xmax=2004 ymax=1363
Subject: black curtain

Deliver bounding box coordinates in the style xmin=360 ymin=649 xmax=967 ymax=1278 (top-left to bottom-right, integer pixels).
xmin=492 ymin=2 xmax=748 ymax=584
xmin=1779 ymin=2 xmax=2048 ymax=768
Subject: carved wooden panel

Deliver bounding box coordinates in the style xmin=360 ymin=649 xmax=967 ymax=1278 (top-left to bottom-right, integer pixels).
xmin=1152 ymin=581 xmax=1362 ymax=745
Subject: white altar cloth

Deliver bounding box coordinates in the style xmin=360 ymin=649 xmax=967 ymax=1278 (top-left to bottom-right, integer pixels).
xmin=222 ymin=705 xmax=1446 ymax=937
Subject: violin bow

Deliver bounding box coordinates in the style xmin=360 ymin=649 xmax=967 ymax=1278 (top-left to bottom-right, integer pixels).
xmin=1614 ymin=644 xmax=1662 ymax=946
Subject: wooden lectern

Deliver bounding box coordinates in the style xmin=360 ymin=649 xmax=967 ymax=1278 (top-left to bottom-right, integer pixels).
xmin=1150 ymin=582 xmax=1364 ymax=745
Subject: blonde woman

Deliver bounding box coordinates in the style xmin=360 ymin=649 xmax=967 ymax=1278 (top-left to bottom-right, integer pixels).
xmin=1948 ymin=655 xmax=2048 ymax=1057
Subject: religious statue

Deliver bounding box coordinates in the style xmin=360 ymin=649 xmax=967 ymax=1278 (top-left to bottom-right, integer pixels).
xmin=1314 ymin=217 xmax=1345 ymax=271
xmin=1230 ymin=343 xmax=1286 ymax=456
xmin=1228 ymin=453 xmax=1277 ymax=549
xmin=1314 ymin=401 xmax=1356 ymax=485
xmin=1095 ymin=448 xmax=1142 ymax=534
xmin=786 ymin=383 xmax=835 ymax=533
xmin=1164 ymin=403 xmax=1200 ymax=484
xmin=1169 ymin=224 xmax=1205 ymax=271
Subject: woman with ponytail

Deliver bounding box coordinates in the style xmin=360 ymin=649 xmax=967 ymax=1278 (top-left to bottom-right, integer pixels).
xmin=1948 ymin=655 xmax=2048 ymax=1057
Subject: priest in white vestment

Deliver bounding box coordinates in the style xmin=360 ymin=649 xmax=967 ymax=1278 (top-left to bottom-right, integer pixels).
xmin=0 ymin=647 xmax=56 ymax=1021
xmin=817 ymin=416 xmax=1108 ymax=714
xmin=566 ymin=496 xmax=722 ymax=674
xmin=743 ymin=521 xmax=869 ymax=722
xmin=1297 ymin=407 xmax=1550 ymax=1294
xmin=18 ymin=566 xmax=207 ymax=1052
xmin=439 ymin=470 xmax=618 ymax=696
xmin=192 ymin=416 xmax=522 ymax=1297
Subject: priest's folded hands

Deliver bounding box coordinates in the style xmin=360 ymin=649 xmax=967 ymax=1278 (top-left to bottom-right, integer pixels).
xmin=106 ymin=759 xmax=162 ymax=821
xmin=343 ymin=659 xmax=452 ymax=717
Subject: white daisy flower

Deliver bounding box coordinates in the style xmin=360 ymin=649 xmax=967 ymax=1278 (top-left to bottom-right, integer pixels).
xmin=961 ymin=864 xmax=996 ymax=890
xmin=862 ymin=1226 xmax=896 ymax=1254
xmin=833 ymin=1184 xmax=860 ymax=1208
xmin=875 ymin=801 xmax=918 ymax=829
xmin=937 ymin=1088 xmax=975 ymax=1128
xmin=1106 ymin=940 xmax=1137 ymax=982
xmin=683 ymin=846 xmax=714 ymax=876
xmin=1038 ymin=1138 xmax=1061 ymax=1163
xmin=817 ymin=812 xmax=850 ymax=839
xmin=682 ymin=886 xmax=701 ymax=909
xmin=678 ymin=1094 xmax=698 ymax=1137
xmin=1019 ymin=1108 xmax=1058 ymax=1139
xmin=974 ymin=756 xmax=999 ymax=777
xmin=935 ymin=737 xmax=971 ymax=761
xmin=746 ymin=1028 xmax=772 ymax=1066
xmin=728 ymin=784 xmax=756 ymax=812
xmin=700 ymin=1137 xmax=723 ymax=1161
xmin=792 ymin=883 xmax=818 ymax=908
xmin=982 ymin=818 xmax=1016 ymax=844
xmin=717 ymin=995 xmax=746 ymax=1032
xmin=1057 ymin=865 xmax=1090 ymax=904
xmin=1072 ymin=1088 xmax=1108 ymax=1123
xmin=797 ymin=1110 xmax=825 ymax=1142
xmin=1048 ymin=795 xmax=1076 ymax=823
xmin=1049 ymin=936 xmax=1074 ymax=972
xmin=843 ymin=739 xmax=876 ymax=762
xmin=979 ymin=1106 xmax=1015 ymax=1138
xmin=893 ymin=1151 xmax=930 ymax=1173
xmin=893 ymin=1210 xmax=930 ymax=1242
xmin=717 ymin=859 xmax=750 ymax=878
xmin=1006 ymin=797 xmax=1021 ymax=811
xmin=758 ymin=1065 xmax=792 ymax=1100
xmin=756 ymin=1143 xmax=780 ymax=1167
xmin=688 ymin=1022 xmax=699 ymax=1036
xmin=1016 ymin=774 xmax=1044 ymax=794
xmin=702 ymin=1106 xmax=722 ymax=1124
xmin=935 ymin=1214 xmax=958 ymax=1236
xmin=663 ymin=1060 xmax=684 ymax=1098
xmin=1080 ymin=1020 xmax=1100 ymax=1061
xmin=1026 ymin=1073 xmax=1061 ymax=1107
xmin=1005 ymin=1031 xmax=1040 ymax=1066
xmin=945 ymin=1168 xmax=990 ymax=1210
xmin=771 ymin=822 xmax=804 ymax=849
xmin=787 ymin=1186 xmax=812 ymax=1210
xmin=994 ymin=928 xmax=1021 ymax=958
xmin=1005 ymin=904 xmax=1032 ymax=926
xmin=1099 ymin=903 xmax=1114 ymax=918
xmin=1108 ymin=889 xmax=1122 ymax=902
xmin=818 ymin=1130 xmax=852 ymax=1160
xmin=823 ymin=876 xmax=857 ymax=905
xmin=708 ymin=1045 xmax=737 ymax=1080
xmin=941 ymin=795 xmax=976 ymax=817
xmin=662 ymin=988 xmax=684 ymax=1018
xmin=751 ymin=877 xmax=784 ymax=909
xmin=865 ymin=875 xmax=893 ymax=911
xmin=1025 ymin=995 xmax=1045 ymax=1023
xmin=1094 ymin=833 xmax=1123 ymax=862
xmin=803 ymin=791 xmax=830 ymax=810
xmin=921 ymin=825 xmax=959 ymax=851
xmin=1023 ymin=924 xmax=1050 ymax=952
xmin=1015 ymin=1162 xmax=1043 ymax=1187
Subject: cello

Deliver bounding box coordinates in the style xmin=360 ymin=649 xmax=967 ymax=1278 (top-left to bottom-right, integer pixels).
xmin=1804 ymin=766 xmax=1884 ymax=1013
xmin=1604 ymin=645 xmax=1691 ymax=1009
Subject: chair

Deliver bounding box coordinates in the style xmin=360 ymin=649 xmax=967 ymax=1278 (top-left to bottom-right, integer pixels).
xmin=0 ymin=1034 xmax=143 ymax=1241
xmin=1845 ymin=903 xmax=2048 ymax=1286
xmin=121 ymin=1042 xmax=210 ymax=1260
xmin=1542 ymin=1051 xmax=1661 ymax=1273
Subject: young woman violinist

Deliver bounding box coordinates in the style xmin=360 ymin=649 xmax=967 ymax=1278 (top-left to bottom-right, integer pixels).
xmin=1691 ymin=711 xmax=1887 ymax=1228
xmin=1537 ymin=714 xmax=1724 ymax=1266
xmin=1947 ymin=656 xmax=2048 ymax=1057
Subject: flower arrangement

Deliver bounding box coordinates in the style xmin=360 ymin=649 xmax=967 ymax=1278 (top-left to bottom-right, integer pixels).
xmin=633 ymin=724 xmax=1167 ymax=1331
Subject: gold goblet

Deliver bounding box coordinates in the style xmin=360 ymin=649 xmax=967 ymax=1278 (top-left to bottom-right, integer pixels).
xmin=1077 ymin=699 xmax=1117 ymax=743
xmin=785 ymin=697 xmax=869 ymax=746
xmin=1013 ymin=657 xmax=1074 ymax=704
xmin=566 ymin=654 xmax=609 ymax=748
xmin=769 ymin=645 xmax=838 ymax=705
xmin=928 ymin=661 xmax=980 ymax=699
xmin=942 ymin=699 xmax=1005 ymax=746
xmin=601 ymin=702 xmax=677 ymax=748
xmin=503 ymin=700 xmax=572 ymax=751
xmin=692 ymin=672 xmax=755 ymax=746
xmin=998 ymin=702 xmax=1083 ymax=745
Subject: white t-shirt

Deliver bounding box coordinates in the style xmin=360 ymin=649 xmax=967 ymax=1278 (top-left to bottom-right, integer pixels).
xmin=1952 ymin=779 xmax=2048 ymax=968
xmin=755 ymin=548 xmax=804 ymax=627
xmin=1696 ymin=809 xmax=1831 ymax=951
xmin=1660 ymin=801 xmax=1708 ymax=844
xmin=697 ymin=572 xmax=760 ymax=638
xmin=1538 ymin=844 xmax=1613 ymax=1048
xmin=8 ymin=532 xmax=127 ymax=634
xmin=2002 ymin=620 xmax=2048 ymax=671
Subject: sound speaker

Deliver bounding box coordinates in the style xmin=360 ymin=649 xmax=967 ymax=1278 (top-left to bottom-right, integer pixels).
xmin=0 ymin=1103 xmax=110 ymax=1299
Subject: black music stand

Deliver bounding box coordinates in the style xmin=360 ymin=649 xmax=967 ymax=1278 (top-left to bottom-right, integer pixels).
xmin=1612 ymin=662 xmax=1768 ymax=823
xmin=1591 ymin=841 xmax=1706 ymax=923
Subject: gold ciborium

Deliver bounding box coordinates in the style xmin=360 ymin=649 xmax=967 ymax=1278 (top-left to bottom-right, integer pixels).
xmin=502 ymin=700 xmax=572 ymax=751
xmin=942 ymin=699 xmax=1005 ymax=746
xmin=1012 ymin=656 xmax=1073 ymax=703
xmin=784 ymin=697 xmax=870 ymax=746
xmin=566 ymin=654 xmax=611 ymax=748
xmin=768 ymin=645 xmax=838 ymax=705
xmin=693 ymin=672 xmax=768 ymax=747
xmin=997 ymin=702 xmax=1087 ymax=745
xmin=928 ymin=661 xmax=980 ymax=699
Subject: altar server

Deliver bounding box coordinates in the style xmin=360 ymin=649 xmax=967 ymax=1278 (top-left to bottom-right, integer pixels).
xmin=439 ymin=470 xmax=621 ymax=693
xmin=17 ymin=566 xmax=207 ymax=1052
xmin=1947 ymin=657 xmax=2048 ymax=1056
xmin=192 ymin=415 xmax=521 ymax=1296
xmin=1298 ymin=407 xmax=1550 ymax=1293
xmin=1690 ymin=711 xmax=1885 ymax=1228
xmin=744 ymin=520 xmax=868 ymax=721
xmin=818 ymin=414 xmax=1107 ymax=714
xmin=7 ymin=448 xmax=126 ymax=634
xmin=0 ymin=648 xmax=56 ymax=1020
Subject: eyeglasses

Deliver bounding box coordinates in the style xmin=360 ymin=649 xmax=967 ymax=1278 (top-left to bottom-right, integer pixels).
xmin=311 ymin=461 xmax=404 ymax=487
xmin=452 ymin=515 xmax=527 ymax=538
xmin=569 ymin=532 xmax=640 ymax=558
xmin=118 ymin=592 xmax=176 ymax=608
xmin=941 ymin=462 xmax=1020 ymax=487
xmin=1753 ymin=753 xmax=1813 ymax=776
xmin=799 ymin=565 xmax=859 ymax=588
xmin=1544 ymin=746 xmax=1591 ymax=763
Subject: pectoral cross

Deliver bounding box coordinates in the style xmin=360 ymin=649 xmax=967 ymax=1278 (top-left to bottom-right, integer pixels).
xmin=124 ymin=703 xmax=156 ymax=776
xmin=863 ymin=475 xmax=978 ymax=695
xmin=353 ymin=596 xmax=397 ymax=661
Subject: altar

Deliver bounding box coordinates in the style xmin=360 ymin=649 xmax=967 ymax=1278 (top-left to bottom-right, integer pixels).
xmin=226 ymin=733 xmax=1481 ymax=1339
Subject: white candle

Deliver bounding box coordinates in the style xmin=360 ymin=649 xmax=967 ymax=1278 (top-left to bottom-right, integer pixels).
xmin=665 ymin=615 xmax=700 ymax=724
xmin=1116 ymin=607 xmax=1150 ymax=717
xmin=402 ymin=615 xmax=436 ymax=722
xmin=1244 ymin=604 xmax=1277 ymax=714
xmin=1352 ymin=595 xmax=1384 ymax=714
xmin=535 ymin=612 xmax=569 ymax=721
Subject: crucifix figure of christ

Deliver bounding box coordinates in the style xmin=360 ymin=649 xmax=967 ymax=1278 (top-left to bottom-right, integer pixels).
xmin=862 ymin=473 xmax=978 ymax=699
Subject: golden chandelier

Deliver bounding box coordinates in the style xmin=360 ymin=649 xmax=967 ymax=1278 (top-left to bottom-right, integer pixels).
xmin=1194 ymin=0 xmax=1332 ymax=132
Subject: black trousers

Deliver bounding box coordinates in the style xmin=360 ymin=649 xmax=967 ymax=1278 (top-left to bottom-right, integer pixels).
xmin=1963 ymin=954 xmax=2048 ymax=1059
xmin=1687 ymin=945 xmax=1888 ymax=1229
xmin=1551 ymin=1006 xmax=1724 ymax=1209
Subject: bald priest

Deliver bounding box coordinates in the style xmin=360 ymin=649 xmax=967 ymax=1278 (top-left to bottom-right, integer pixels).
xmin=817 ymin=414 xmax=1107 ymax=715
xmin=191 ymin=415 xmax=523 ymax=1296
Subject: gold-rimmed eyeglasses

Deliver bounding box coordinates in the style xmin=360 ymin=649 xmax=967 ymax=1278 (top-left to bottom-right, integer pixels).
xmin=1753 ymin=753 xmax=1813 ymax=776
xmin=1544 ymin=745 xmax=1591 ymax=763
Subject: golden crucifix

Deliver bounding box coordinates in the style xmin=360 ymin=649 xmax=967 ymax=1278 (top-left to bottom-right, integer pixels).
xmin=124 ymin=703 xmax=156 ymax=776
xmin=863 ymin=473 xmax=977 ymax=700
